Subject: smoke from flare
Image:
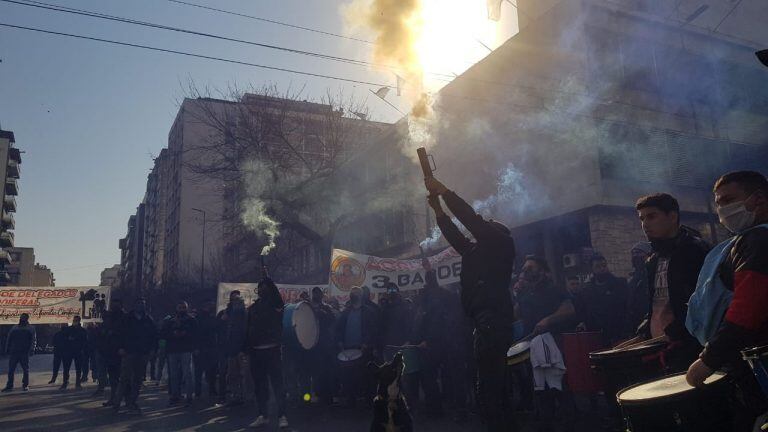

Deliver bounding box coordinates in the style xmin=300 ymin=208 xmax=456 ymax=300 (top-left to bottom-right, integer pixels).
xmin=242 ymin=197 xmax=280 ymax=256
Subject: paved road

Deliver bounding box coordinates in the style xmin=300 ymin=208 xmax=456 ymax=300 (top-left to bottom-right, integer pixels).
xmin=0 ymin=354 xmax=489 ymax=432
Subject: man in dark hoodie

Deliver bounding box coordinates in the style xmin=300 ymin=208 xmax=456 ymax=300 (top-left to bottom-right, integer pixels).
xmin=630 ymin=193 xmax=710 ymax=372
xmin=163 ymin=300 xmax=197 ymax=406
xmin=48 ymin=323 xmax=68 ymax=384
xmin=193 ymin=301 xmax=218 ymax=399
xmin=112 ymin=298 xmax=157 ymax=413
xmin=425 ymin=177 xmax=516 ymax=432
xmin=246 ymin=278 xmax=289 ymax=429
xmin=2 ymin=313 xmax=36 ymax=392
xmin=216 ymin=290 xmax=248 ymax=406
xmin=100 ymin=300 xmax=125 ymax=406
xmin=60 ymin=315 xmax=88 ymax=390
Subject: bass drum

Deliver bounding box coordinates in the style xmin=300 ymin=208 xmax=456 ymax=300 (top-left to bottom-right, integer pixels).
xmin=282 ymin=301 xmax=319 ymax=350
xmin=617 ymin=372 xmax=730 ymax=432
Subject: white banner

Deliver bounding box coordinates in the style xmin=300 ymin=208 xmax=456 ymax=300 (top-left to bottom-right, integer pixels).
xmin=0 ymin=286 xmax=111 ymax=325
xmin=217 ymin=283 xmax=328 ymax=313
xmin=328 ymin=248 xmax=462 ymax=299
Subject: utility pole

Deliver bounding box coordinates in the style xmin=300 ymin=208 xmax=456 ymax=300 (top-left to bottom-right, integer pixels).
xmin=191 ymin=208 xmax=206 ymax=293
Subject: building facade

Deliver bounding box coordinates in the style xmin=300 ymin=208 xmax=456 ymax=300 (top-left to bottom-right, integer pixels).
xmin=0 ymin=129 xmax=20 ymax=285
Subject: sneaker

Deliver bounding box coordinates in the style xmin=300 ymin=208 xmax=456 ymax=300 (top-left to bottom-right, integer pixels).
xmin=22 ymin=386 xmax=29 ymax=391
xmin=1 ymin=387 xmax=12 ymax=393
xmin=47 ymin=378 xmax=56 ymax=384
xmin=102 ymin=400 xmax=115 ymax=407
xmin=278 ymin=416 xmax=289 ymax=429
xmin=59 ymin=383 xmax=68 ymax=390
xmin=250 ymin=415 xmax=269 ymax=428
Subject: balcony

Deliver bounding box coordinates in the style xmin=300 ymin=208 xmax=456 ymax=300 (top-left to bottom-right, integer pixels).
xmin=0 ymin=249 xmax=11 ymax=264
xmin=4 ymin=195 xmax=16 ymax=213
xmin=7 ymin=160 xmax=19 ymax=179
xmin=0 ymin=231 xmax=14 ymax=248
xmin=0 ymin=271 xmax=9 ymax=282
xmin=5 ymin=178 xmax=18 ymax=196
xmin=8 ymin=147 xmax=21 ymax=164
xmin=2 ymin=212 xmax=14 ymax=230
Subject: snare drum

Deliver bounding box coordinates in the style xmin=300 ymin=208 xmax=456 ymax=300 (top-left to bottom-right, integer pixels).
xmin=589 ymin=341 xmax=667 ymax=372
xmin=507 ymin=341 xmax=531 ymax=366
xmin=742 ymin=344 xmax=768 ymax=399
xmin=617 ymin=372 xmax=730 ymax=432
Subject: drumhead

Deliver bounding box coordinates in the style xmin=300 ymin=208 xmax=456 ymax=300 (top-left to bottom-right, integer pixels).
xmin=617 ymin=372 xmax=726 ymax=405
xmin=507 ymin=341 xmax=531 ymax=357
xmin=292 ymin=301 xmax=319 ymax=350
xmin=337 ymin=349 xmax=363 ymax=362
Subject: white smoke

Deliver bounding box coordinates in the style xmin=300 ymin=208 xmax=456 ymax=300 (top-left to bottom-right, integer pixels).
xmin=240 ymin=160 xmax=280 ymax=256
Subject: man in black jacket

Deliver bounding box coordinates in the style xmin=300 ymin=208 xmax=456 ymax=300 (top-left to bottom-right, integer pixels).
xmin=425 ymin=177 xmax=516 ymax=432
xmin=113 ymin=298 xmax=157 ymax=413
xmin=216 ymin=290 xmax=248 ymax=406
xmin=48 ymin=323 xmax=68 ymax=384
xmin=246 ymin=278 xmax=289 ymax=429
xmin=686 ymin=171 xmax=768 ymax=431
xmin=2 ymin=313 xmax=36 ymax=392
xmin=308 ymin=286 xmax=337 ymax=405
xmin=193 ymin=301 xmax=218 ymax=399
xmin=163 ymin=301 xmax=197 ymax=406
xmin=576 ymin=255 xmax=630 ymax=346
xmin=60 ymin=315 xmax=88 ymax=390
xmin=100 ymin=300 xmax=125 ymax=406
xmin=631 ymin=193 xmax=710 ymax=372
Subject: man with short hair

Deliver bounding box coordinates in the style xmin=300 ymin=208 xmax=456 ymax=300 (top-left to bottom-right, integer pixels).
xmin=308 ymin=286 xmax=337 ymax=405
xmin=633 ymin=193 xmax=709 ymax=371
xmin=163 ymin=300 xmax=197 ymax=406
xmin=564 ymin=276 xmax=582 ymax=296
xmin=100 ymin=299 xmax=126 ymax=406
xmin=686 ymin=171 xmax=768 ymax=431
xmin=48 ymin=323 xmax=68 ymax=384
xmin=2 ymin=313 xmax=36 ymax=392
xmin=113 ymin=298 xmax=157 ymax=412
xmin=60 ymin=315 xmax=88 ymax=390
xmin=577 ymin=255 xmax=629 ymax=345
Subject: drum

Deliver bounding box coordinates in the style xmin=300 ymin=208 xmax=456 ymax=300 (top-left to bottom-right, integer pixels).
xmin=337 ymin=348 xmax=364 ymax=370
xmin=589 ymin=341 xmax=667 ymax=372
xmin=742 ymin=344 xmax=768 ymax=399
xmin=562 ymin=331 xmax=604 ymax=393
xmin=383 ymin=345 xmax=421 ymax=375
xmin=506 ymin=341 xmax=531 ymax=366
xmin=282 ymin=301 xmax=319 ymax=350
xmin=617 ymin=372 xmax=730 ymax=432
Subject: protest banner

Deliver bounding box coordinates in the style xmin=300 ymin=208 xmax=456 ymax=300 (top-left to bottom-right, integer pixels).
xmin=0 ymin=286 xmax=111 ymax=324
xmin=216 ymin=283 xmax=328 ymax=313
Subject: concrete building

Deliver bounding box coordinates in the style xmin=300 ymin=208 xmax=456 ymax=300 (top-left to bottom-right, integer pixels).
xmin=142 ymin=149 xmax=169 ymax=293
xmin=0 ymin=129 xmax=20 ymax=285
xmin=100 ymin=264 xmax=121 ymax=288
xmin=118 ymin=204 xmax=145 ymax=303
xmin=5 ymin=247 xmax=55 ymax=287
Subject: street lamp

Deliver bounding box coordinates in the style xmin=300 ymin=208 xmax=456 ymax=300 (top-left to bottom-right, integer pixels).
xmin=191 ymin=208 xmax=206 ymax=293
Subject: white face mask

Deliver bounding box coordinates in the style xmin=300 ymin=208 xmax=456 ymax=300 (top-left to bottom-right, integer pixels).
xmin=717 ymin=195 xmax=756 ymax=233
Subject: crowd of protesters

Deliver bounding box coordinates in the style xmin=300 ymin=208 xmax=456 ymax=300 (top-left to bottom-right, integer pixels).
xmin=2 ymin=170 xmax=767 ymax=432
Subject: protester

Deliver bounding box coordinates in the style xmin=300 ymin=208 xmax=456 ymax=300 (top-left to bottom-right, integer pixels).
xmin=564 ymin=275 xmax=582 ymax=296
xmin=48 ymin=323 xmax=68 ymax=384
xmin=630 ymin=193 xmax=709 ymax=372
xmin=626 ymin=242 xmax=652 ymax=335
xmin=113 ymin=298 xmax=157 ymax=413
xmin=60 ymin=315 xmax=88 ymax=390
xmin=81 ymin=323 xmax=96 ymax=383
xmin=86 ymin=323 xmax=101 ymax=384
xmin=194 ymin=301 xmax=218 ymax=399
xmin=336 ymin=286 xmax=382 ymax=408
xmin=216 ymin=290 xmax=249 ymax=406
xmin=2 ymin=313 xmax=36 ymax=392
xmin=308 ymin=286 xmax=337 ymax=405
xmin=425 ymin=176 xmax=516 ymax=432
xmin=381 ymin=282 xmax=414 ymax=349
xmin=246 ymin=278 xmax=289 ymax=429
xmin=163 ymin=301 xmax=197 ymax=406
xmin=685 ymin=171 xmax=768 ymax=431
xmin=576 ymin=255 xmax=629 ymax=345
xmin=100 ymin=300 xmax=125 ymax=406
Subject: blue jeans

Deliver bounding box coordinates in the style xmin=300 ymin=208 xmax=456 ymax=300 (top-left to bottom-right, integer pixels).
xmin=167 ymin=352 xmax=193 ymax=399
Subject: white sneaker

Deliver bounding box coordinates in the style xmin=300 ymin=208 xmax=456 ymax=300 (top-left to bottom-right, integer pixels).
xmin=250 ymin=415 xmax=269 ymax=428
xmin=278 ymin=416 xmax=289 ymax=428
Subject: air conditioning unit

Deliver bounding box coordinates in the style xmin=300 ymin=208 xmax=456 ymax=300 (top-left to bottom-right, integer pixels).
xmin=562 ymin=253 xmax=580 ymax=268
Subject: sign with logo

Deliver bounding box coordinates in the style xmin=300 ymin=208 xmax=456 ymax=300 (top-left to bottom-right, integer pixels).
xmin=0 ymin=286 xmax=111 ymax=324
xmin=328 ymin=248 xmax=462 ymax=298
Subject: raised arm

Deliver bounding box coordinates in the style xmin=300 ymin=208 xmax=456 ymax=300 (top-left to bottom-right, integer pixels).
xmin=430 ymin=195 xmax=472 ymax=255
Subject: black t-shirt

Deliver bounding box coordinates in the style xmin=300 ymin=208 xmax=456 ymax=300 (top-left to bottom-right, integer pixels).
xmin=516 ymin=278 xmax=569 ymax=336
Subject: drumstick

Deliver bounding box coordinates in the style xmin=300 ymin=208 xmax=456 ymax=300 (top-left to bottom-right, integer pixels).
xmin=615 ymin=335 xmax=666 ymax=352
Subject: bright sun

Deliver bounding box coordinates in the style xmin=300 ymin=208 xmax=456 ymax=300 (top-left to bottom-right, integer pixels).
xmin=415 ymin=0 xmax=499 ymax=89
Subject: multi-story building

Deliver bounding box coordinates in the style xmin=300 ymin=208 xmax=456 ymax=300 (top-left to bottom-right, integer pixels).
xmin=0 ymin=128 xmax=20 ymax=285
xmin=117 ymin=204 xmax=145 ymax=303
xmin=142 ymin=149 xmax=169 ymax=293
xmin=100 ymin=264 xmax=121 ymax=288
xmin=5 ymin=247 xmax=55 ymax=287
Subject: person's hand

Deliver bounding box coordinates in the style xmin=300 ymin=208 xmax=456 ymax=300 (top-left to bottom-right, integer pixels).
xmin=424 ymin=177 xmax=448 ymax=195
xmin=533 ymin=317 xmax=551 ymax=336
xmin=686 ymin=359 xmax=714 ymax=388
xmin=427 ymin=196 xmax=445 ymax=216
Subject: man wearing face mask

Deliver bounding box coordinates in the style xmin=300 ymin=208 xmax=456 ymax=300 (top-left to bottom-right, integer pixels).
xmin=425 ymin=177 xmax=517 ymax=432
xmin=685 ymin=171 xmax=768 ymax=430
xmin=625 ymin=242 xmax=652 ymax=336
xmin=162 ymin=301 xmax=197 ymax=406
xmin=113 ymin=298 xmax=157 ymax=413
xmin=631 ymin=193 xmax=709 ymax=372
xmin=216 ymin=290 xmax=248 ymax=407
xmin=576 ymin=255 xmax=629 ymax=346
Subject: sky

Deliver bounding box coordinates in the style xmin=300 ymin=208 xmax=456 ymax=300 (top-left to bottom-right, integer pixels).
xmin=0 ymin=0 xmax=518 ymax=286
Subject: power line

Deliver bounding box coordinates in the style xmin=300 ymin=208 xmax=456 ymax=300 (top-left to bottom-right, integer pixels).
xmin=0 ymin=22 xmax=392 ymax=88
xmin=2 ymin=0 xmax=375 ymax=68
xmin=164 ymin=0 xmax=374 ymax=45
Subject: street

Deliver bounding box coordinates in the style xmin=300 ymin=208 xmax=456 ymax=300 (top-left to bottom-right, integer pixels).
xmin=0 ymin=354 xmax=487 ymax=432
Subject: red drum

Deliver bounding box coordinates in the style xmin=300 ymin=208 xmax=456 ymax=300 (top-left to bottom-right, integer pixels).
xmin=562 ymin=331 xmax=604 ymax=393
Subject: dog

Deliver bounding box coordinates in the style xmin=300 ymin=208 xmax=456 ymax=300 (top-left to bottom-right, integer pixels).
xmin=368 ymin=352 xmax=413 ymax=432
